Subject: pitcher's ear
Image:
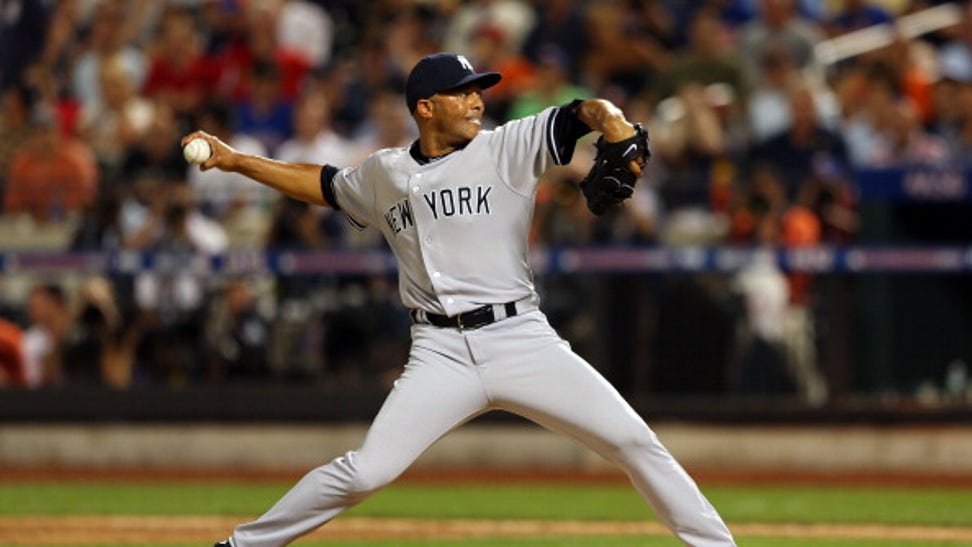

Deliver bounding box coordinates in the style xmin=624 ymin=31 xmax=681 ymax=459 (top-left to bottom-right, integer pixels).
xmin=415 ymin=97 xmax=434 ymax=119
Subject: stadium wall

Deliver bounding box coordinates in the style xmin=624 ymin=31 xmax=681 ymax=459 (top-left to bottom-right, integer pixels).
xmin=3 ymin=423 xmax=972 ymax=477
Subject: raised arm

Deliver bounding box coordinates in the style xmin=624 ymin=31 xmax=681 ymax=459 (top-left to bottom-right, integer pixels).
xmin=574 ymin=99 xmax=643 ymax=177
xmin=571 ymin=99 xmax=651 ymax=216
xmin=181 ymin=131 xmax=330 ymax=207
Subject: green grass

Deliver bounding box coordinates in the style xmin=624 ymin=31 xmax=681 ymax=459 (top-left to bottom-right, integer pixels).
xmin=1 ymin=482 xmax=290 ymax=515
xmin=3 ymin=480 xmax=972 ymax=546
xmin=4 ymin=481 xmax=972 ymax=526
xmin=705 ymin=485 xmax=972 ymax=526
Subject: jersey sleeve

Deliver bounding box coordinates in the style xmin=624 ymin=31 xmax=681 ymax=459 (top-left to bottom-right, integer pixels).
xmin=548 ymin=98 xmax=593 ymax=166
xmin=323 ymin=159 xmax=375 ymax=229
xmin=489 ymin=99 xmax=592 ymax=195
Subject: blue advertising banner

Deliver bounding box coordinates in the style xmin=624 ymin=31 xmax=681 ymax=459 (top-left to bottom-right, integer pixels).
xmin=854 ymin=165 xmax=971 ymax=202
xmin=3 ymin=246 xmax=971 ymax=276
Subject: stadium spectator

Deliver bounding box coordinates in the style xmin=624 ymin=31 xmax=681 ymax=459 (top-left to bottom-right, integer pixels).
xmin=750 ymin=83 xmax=849 ymax=200
xmin=265 ymin=92 xmax=356 ymax=242
xmin=32 ymin=0 xmax=82 ymax=92
xmin=79 ymin=53 xmax=158 ymax=176
xmin=468 ymin=23 xmax=537 ymax=122
xmin=937 ymin=2 xmax=972 ymax=84
xmin=119 ymin=105 xmax=187 ymax=185
xmin=213 ymin=0 xmax=312 ymax=104
xmin=141 ymin=6 xmax=214 ymax=123
xmin=868 ymin=94 xmax=951 ymax=166
xmin=730 ymin=250 xmax=793 ymax=395
xmin=648 ymin=9 xmax=750 ymax=238
xmin=650 ymin=8 xmax=749 ymax=108
xmin=0 ymin=318 xmax=25 ymax=388
xmin=22 ymin=283 xmax=70 ymax=388
xmin=651 ymin=80 xmax=745 ymax=244
xmin=781 ymin=184 xmax=829 ymax=405
xmin=384 ymin=3 xmax=446 ymax=83
xmin=234 ymin=60 xmax=295 ymax=153
xmin=69 ymin=191 xmax=126 ymax=251
xmin=931 ymin=41 xmax=972 ymax=133
xmin=728 ymin=163 xmax=829 ymax=402
xmin=351 ymin=91 xmax=417 ymax=157
xmin=507 ymin=45 xmax=590 ymax=120
xmin=939 ymin=72 xmax=972 ymax=162
xmin=0 ymin=84 xmax=36 ymax=180
xmin=873 ymin=33 xmax=938 ymax=124
xmin=62 ymin=277 xmax=133 ymax=388
xmin=746 ymin=41 xmax=840 ymax=144
xmin=72 ymin=0 xmax=147 ymax=120
xmin=275 ymin=0 xmax=335 ymax=70
xmin=443 ymin=0 xmax=535 ymax=60
xmin=278 ymin=93 xmax=361 ymax=167
xmin=0 ymin=0 xmax=52 ymax=91
xmin=204 ymin=279 xmax=271 ymax=382
xmin=521 ymin=0 xmax=588 ymax=80
xmin=632 ymin=1 xmax=683 ymax=52
xmin=647 ymin=5 xmax=750 ymax=231
xmin=325 ymin=39 xmax=407 ymax=136
xmin=933 ymin=20 xmax=972 ymax=162
xmin=3 ymin=102 xmax=99 ymax=223
xmin=581 ymin=1 xmax=672 ymax=98
xmin=737 ymin=0 xmax=825 ymax=84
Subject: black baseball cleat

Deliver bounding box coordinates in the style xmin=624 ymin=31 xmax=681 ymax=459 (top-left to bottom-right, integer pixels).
xmin=213 ymin=541 xmax=232 ymax=547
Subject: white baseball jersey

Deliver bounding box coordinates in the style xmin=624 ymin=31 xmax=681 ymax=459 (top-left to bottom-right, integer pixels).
xmin=322 ymin=102 xmax=587 ymax=316
xmin=226 ymin=100 xmax=736 ymax=547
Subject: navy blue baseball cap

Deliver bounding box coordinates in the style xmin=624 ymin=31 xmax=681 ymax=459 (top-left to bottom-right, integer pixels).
xmin=405 ymin=53 xmax=501 ymax=113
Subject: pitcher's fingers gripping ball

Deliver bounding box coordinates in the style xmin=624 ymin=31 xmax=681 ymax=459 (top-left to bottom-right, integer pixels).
xmin=579 ymin=122 xmax=650 ymax=215
xmin=183 ymin=137 xmax=212 ymax=165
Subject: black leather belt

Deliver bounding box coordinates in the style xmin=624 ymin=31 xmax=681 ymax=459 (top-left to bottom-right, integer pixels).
xmin=411 ymin=302 xmax=518 ymax=330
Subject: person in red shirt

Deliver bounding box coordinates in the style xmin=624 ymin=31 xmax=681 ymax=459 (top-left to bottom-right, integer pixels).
xmin=142 ymin=8 xmax=216 ymax=121
xmin=0 ymin=318 xmax=25 ymax=388
xmin=211 ymin=1 xmax=311 ymax=105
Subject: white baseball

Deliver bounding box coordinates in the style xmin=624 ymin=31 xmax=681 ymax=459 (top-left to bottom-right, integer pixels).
xmin=183 ymin=138 xmax=212 ymax=165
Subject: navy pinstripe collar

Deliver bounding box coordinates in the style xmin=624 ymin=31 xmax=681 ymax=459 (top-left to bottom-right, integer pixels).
xmin=409 ymin=140 xmax=466 ymax=165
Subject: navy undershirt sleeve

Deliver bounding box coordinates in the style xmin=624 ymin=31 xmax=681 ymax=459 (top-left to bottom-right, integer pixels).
xmin=546 ymin=98 xmax=593 ymax=165
xmin=319 ymin=164 xmax=341 ymax=210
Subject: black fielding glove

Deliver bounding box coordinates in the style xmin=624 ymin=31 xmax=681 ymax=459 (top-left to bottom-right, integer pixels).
xmin=579 ymin=123 xmax=650 ymax=216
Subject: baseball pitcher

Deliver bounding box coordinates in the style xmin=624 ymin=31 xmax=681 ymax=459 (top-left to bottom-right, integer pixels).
xmin=186 ymin=52 xmax=735 ymax=547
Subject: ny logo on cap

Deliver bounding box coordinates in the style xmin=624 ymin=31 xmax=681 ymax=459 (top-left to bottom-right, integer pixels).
xmin=456 ymin=55 xmax=474 ymax=72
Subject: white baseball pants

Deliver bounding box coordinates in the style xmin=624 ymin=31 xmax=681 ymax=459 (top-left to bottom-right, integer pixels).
xmin=231 ymin=310 xmax=735 ymax=546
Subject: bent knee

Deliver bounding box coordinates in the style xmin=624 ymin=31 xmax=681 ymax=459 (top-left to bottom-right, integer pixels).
xmin=350 ymin=472 xmax=396 ymax=496
xmin=347 ymin=458 xmax=401 ymax=496
xmin=609 ymin=428 xmax=669 ymax=463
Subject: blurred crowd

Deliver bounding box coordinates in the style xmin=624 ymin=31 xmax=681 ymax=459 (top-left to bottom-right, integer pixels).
xmin=0 ymin=0 xmax=969 ymax=399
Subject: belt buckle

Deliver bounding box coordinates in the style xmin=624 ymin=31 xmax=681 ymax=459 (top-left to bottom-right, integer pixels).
xmin=457 ymin=306 xmax=489 ymax=330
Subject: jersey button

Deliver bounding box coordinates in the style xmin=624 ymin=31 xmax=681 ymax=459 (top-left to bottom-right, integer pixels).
xmin=412 ymin=186 xmax=419 ymax=193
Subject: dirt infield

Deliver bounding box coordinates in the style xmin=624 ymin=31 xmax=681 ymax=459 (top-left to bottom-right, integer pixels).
xmin=3 ymin=516 xmax=972 ymax=544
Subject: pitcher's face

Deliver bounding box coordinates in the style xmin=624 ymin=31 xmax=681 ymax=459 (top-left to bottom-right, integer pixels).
xmin=427 ymin=83 xmax=485 ymax=147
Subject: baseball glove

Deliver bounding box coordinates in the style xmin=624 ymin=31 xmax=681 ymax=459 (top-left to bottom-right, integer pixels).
xmin=579 ymin=123 xmax=650 ymax=216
